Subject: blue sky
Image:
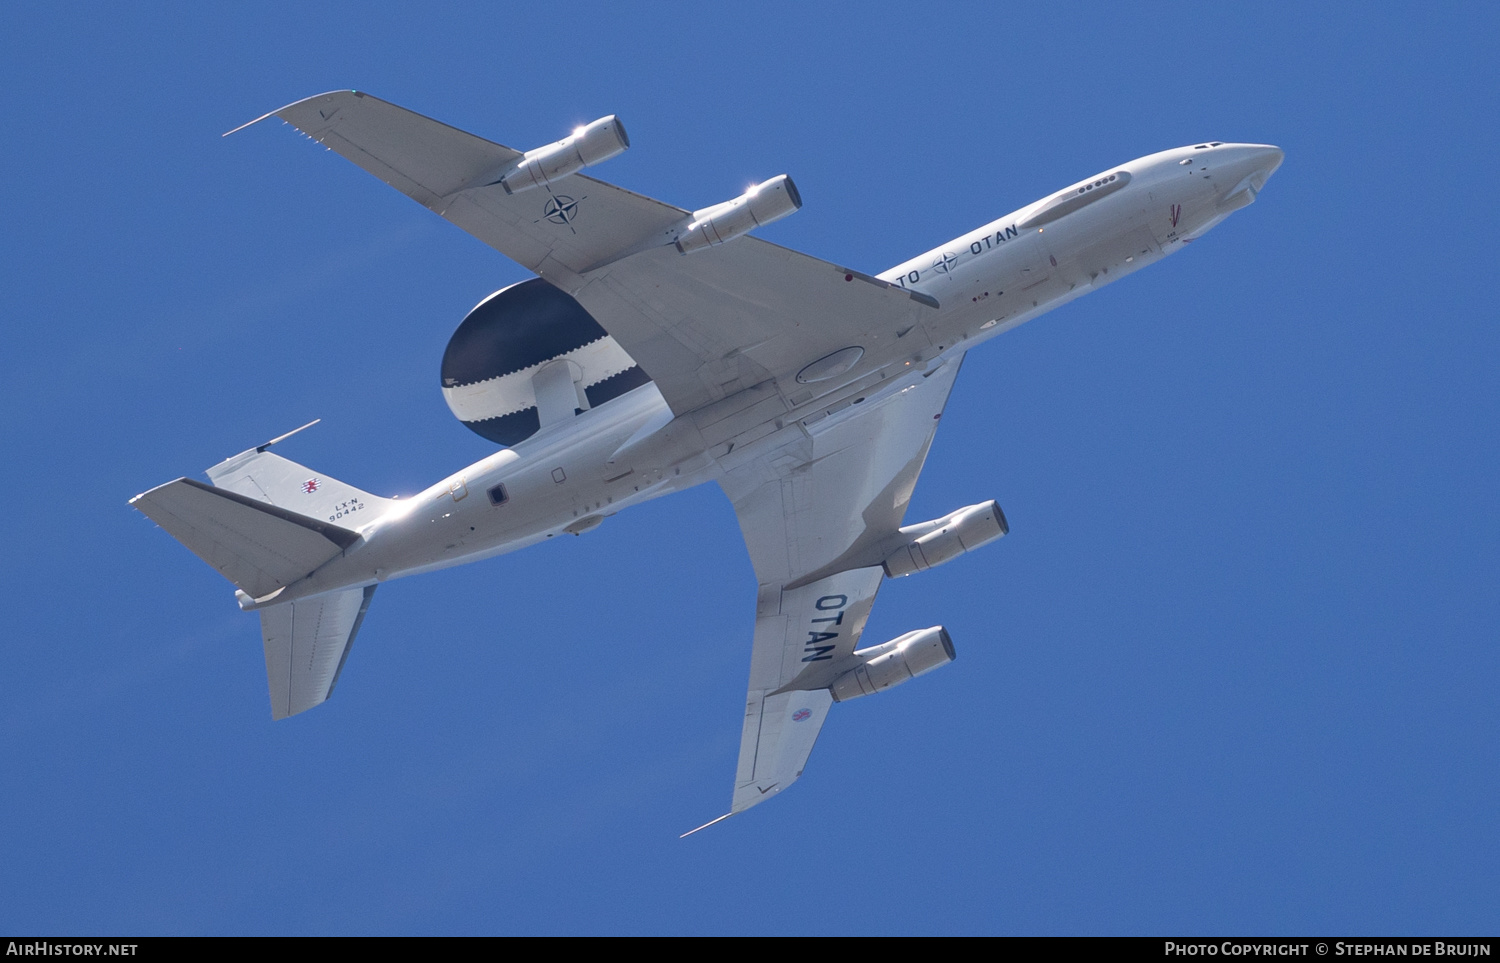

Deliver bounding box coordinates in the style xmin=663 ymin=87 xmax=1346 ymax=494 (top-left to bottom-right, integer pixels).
xmin=2 ymin=2 xmax=1497 ymax=935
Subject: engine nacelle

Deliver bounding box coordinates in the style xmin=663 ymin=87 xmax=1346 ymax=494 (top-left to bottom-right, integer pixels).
xmin=499 ymin=115 xmax=630 ymax=194
xmin=882 ymin=500 xmax=1008 ymax=578
xmin=829 ymin=626 xmax=955 ymax=702
xmin=674 ymin=175 xmax=802 ymax=254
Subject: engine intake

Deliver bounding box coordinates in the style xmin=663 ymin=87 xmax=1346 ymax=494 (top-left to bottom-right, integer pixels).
xmin=882 ymin=500 xmax=1008 ymax=578
xmin=829 ymin=626 xmax=955 ymax=702
xmin=674 ymin=175 xmax=802 ymax=254
xmin=500 ymin=115 xmax=630 ymax=194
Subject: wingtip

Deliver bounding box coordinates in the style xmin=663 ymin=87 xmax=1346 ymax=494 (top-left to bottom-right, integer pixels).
xmin=224 ymin=90 xmax=373 ymax=138
xmin=679 ymin=813 xmax=733 ymax=838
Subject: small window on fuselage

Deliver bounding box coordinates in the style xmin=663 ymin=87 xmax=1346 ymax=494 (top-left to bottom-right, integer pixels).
xmin=487 ymin=483 xmax=508 ymax=506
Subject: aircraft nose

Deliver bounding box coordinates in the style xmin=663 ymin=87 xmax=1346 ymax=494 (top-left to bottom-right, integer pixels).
xmin=1229 ymin=143 xmax=1284 ymax=191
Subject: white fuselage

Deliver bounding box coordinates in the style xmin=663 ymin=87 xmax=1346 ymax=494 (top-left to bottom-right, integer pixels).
xmin=264 ymin=142 xmax=1282 ymax=607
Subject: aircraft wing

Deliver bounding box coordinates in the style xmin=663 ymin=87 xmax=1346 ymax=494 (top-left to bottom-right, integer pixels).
xmin=711 ymin=356 xmax=965 ymax=819
xmin=263 ymin=91 xmax=937 ymax=415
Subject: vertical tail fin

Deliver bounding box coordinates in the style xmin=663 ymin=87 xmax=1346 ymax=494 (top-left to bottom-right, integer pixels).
xmin=206 ymin=444 xmax=391 ymax=529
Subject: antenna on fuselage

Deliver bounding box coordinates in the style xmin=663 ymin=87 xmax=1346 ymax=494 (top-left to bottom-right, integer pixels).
xmin=257 ymin=419 xmax=321 ymax=453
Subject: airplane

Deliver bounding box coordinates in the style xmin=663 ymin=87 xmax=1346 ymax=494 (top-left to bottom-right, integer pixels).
xmin=131 ymin=91 xmax=1282 ymax=833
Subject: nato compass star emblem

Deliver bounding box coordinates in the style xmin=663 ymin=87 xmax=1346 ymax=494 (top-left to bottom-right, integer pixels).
xmin=538 ymin=193 xmax=585 ymax=234
xmin=933 ymin=251 xmax=959 ymax=274
xmin=544 ymin=194 xmax=577 ymax=224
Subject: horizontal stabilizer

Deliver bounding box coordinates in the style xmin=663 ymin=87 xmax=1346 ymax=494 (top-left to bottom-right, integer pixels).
xmin=131 ymin=478 xmax=358 ymax=599
xmin=261 ymin=585 xmax=376 ymax=720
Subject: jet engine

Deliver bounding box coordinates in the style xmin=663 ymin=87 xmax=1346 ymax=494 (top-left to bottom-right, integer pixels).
xmin=499 ymin=115 xmax=630 ymax=194
xmin=882 ymin=500 xmax=1008 ymax=578
xmin=829 ymin=626 xmax=955 ymax=702
xmin=674 ymin=175 xmax=802 ymax=253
